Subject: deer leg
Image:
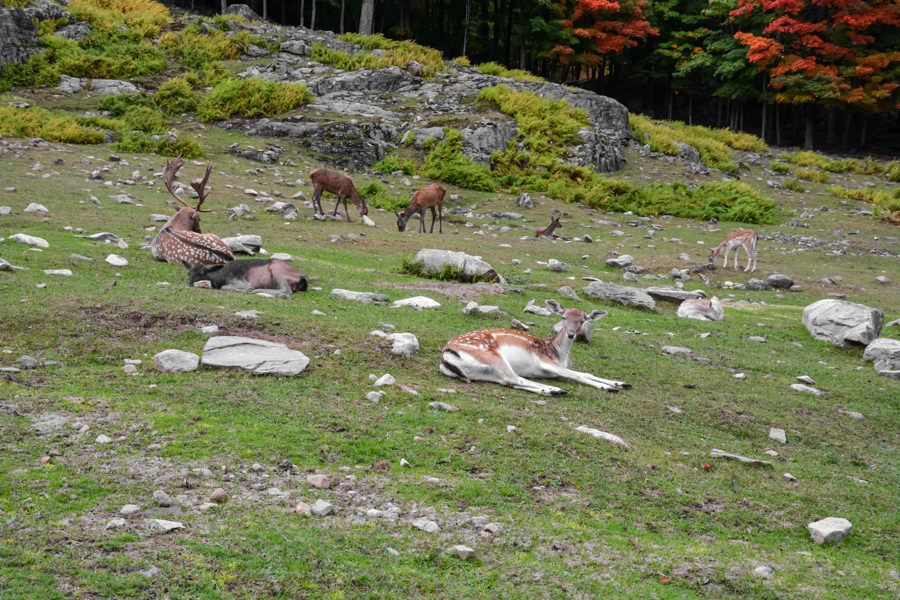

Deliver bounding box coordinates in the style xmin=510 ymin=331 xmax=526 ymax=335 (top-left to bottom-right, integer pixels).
xmin=437 ymin=204 xmax=443 ymax=233
xmin=311 ymin=189 xmax=323 ymax=215
xmin=332 ymin=196 xmax=341 ymax=217
xmin=547 ymin=365 xmax=630 ymax=393
xmin=428 ymin=207 xmax=437 ymax=233
xmin=221 ymin=279 xmax=255 ymax=293
xmin=418 ymin=210 xmax=425 ymax=233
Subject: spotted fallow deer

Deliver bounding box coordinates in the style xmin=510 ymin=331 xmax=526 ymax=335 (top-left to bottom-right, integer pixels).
xmin=535 ymin=214 xmax=563 ymax=238
xmin=440 ymin=300 xmax=630 ymax=396
xmin=395 ymin=183 xmax=445 ymax=233
xmin=308 ymin=168 xmax=369 ymax=222
xmin=150 ymin=158 xmax=235 ymax=265
xmin=708 ymin=228 xmax=758 ymax=272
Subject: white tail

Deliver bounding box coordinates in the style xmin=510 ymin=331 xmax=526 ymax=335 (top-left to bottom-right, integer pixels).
xmin=395 ymin=183 xmax=445 ymax=233
xmin=709 ymin=229 xmax=758 ymax=272
xmin=309 ymin=168 xmax=369 ymax=222
xmin=440 ymin=300 xmax=630 ymax=396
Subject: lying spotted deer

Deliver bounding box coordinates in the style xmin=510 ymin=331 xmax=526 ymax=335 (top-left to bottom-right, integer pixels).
xmin=708 ymin=228 xmax=758 ymax=272
xmin=440 ymin=300 xmax=630 ymax=396
xmin=535 ymin=214 xmax=563 ymax=238
xmin=183 ymin=258 xmax=307 ymax=298
xmin=396 ymin=183 xmax=445 ymax=233
xmin=309 ymin=168 xmax=369 ymax=222
xmin=150 ymin=158 xmax=234 ymax=265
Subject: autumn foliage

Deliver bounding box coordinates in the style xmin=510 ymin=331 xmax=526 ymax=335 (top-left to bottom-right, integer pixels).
xmin=547 ymin=0 xmax=658 ymax=66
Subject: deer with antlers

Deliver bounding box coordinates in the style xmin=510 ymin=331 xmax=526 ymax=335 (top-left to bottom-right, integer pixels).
xmin=396 ymin=183 xmax=445 ymax=233
xmin=309 ymin=168 xmax=369 ymax=222
xmin=535 ymin=213 xmax=563 ymax=238
xmin=708 ymin=228 xmax=758 ymax=272
xmin=150 ymin=158 xmax=234 ymax=265
xmin=440 ymin=300 xmax=630 ymax=396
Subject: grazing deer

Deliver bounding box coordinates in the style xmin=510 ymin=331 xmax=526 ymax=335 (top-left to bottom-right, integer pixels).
xmin=440 ymin=300 xmax=630 ymax=396
xmin=151 ymin=158 xmax=235 ymax=265
xmin=308 ymin=168 xmax=369 ymax=222
xmin=535 ymin=214 xmax=563 ymax=238
xmin=395 ymin=183 xmax=445 ymax=233
xmin=709 ymin=229 xmax=758 ymax=272
xmin=183 ymin=258 xmax=307 ymax=298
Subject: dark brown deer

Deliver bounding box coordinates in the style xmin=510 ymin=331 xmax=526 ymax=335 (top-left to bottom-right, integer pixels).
xmin=150 ymin=158 xmax=234 ymax=265
xmin=395 ymin=183 xmax=446 ymax=233
xmin=309 ymin=168 xmax=369 ymax=222
xmin=183 ymin=258 xmax=307 ymax=298
xmin=535 ymin=214 xmax=563 ymax=238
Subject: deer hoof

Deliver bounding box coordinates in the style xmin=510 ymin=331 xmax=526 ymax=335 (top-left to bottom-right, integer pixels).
xmin=549 ymin=389 xmax=567 ymax=396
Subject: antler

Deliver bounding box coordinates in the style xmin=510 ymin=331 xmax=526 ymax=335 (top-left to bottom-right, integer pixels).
xmin=163 ymin=158 xmax=190 ymax=208
xmin=191 ymin=164 xmax=214 ymax=212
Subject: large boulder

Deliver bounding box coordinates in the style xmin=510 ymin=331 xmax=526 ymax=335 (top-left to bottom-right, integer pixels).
xmin=645 ymin=286 xmax=704 ymax=303
xmin=56 ymin=75 xmax=140 ymax=96
xmin=802 ymin=299 xmax=883 ymax=348
xmin=582 ymin=280 xmax=655 ymax=310
xmin=201 ymin=336 xmax=310 ymax=376
xmin=459 ymin=120 xmax=518 ymax=166
xmin=862 ymin=338 xmax=900 ymax=379
xmin=0 ymin=7 xmax=40 ymax=68
xmin=23 ymin=0 xmax=72 ymax=23
xmin=224 ymin=4 xmax=261 ymax=21
xmin=412 ymin=249 xmax=504 ymax=284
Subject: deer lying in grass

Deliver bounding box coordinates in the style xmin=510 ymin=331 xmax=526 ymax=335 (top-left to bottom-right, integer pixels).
xmin=440 ymin=300 xmax=630 ymax=396
xmin=309 ymin=168 xmax=369 ymax=222
xmin=395 ymin=183 xmax=446 ymax=233
xmin=183 ymin=258 xmax=307 ymax=298
xmin=535 ymin=214 xmax=563 ymax=238
xmin=151 ymin=158 xmax=235 ymax=265
xmin=709 ymin=229 xmax=758 ymax=272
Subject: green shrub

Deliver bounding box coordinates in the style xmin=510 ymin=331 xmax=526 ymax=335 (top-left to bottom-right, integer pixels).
xmin=421 ymin=128 xmax=495 ymax=192
xmin=97 ymin=92 xmax=156 ymax=116
xmin=37 ymin=17 xmax=69 ymax=36
xmin=475 ymin=61 xmax=544 ymax=82
xmin=310 ymin=43 xmax=380 ymax=71
xmin=358 ymin=180 xmax=408 ymax=211
xmin=156 ymin=77 xmax=199 ymax=114
xmin=373 ymin=156 xmax=417 ymax=175
xmin=159 ymin=26 xmax=264 ymax=70
xmin=197 ymin=78 xmax=311 ymax=121
xmin=796 ymin=168 xmax=831 ymax=184
xmin=122 ymin=105 xmax=166 ymax=133
xmin=769 ymin=161 xmax=790 ymax=175
xmin=782 ymin=179 xmax=805 ymax=192
xmin=68 ymin=0 xmax=170 ymax=38
xmin=0 ymin=105 xmax=106 ymax=143
xmin=452 ymin=56 xmax=471 ymax=67
xmin=830 ymin=185 xmax=900 ymax=212
xmin=887 ymin=161 xmax=900 ymax=182
xmin=337 ymin=32 xmax=445 ymax=76
xmin=116 ymin=132 xmax=203 ymax=158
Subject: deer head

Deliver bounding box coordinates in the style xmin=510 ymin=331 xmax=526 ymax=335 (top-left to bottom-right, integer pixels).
xmin=164 ymin=158 xmax=214 ymax=233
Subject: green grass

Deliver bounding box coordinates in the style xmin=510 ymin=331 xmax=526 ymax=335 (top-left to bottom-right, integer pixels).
xmin=196 ymin=78 xmax=312 ymax=122
xmin=475 ymin=61 xmax=545 ymax=82
xmin=0 ymin=104 xmax=107 ymax=143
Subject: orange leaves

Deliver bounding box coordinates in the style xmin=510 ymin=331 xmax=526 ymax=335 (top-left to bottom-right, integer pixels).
xmin=734 ymin=32 xmax=783 ymax=65
xmin=561 ymin=0 xmax=658 ymax=59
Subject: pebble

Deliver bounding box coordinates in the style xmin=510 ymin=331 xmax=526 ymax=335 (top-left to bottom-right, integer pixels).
xmin=18 ymin=355 xmax=39 ymax=369
xmin=790 ymin=383 xmax=824 ymax=395
xmin=105 ymin=517 xmax=126 ymax=530
xmin=120 ymin=504 xmax=141 ymax=518
xmin=752 ymin=565 xmax=774 ymax=578
xmin=95 ymin=434 xmax=112 ymax=444
xmin=310 ymin=499 xmax=334 ymax=516
xmin=147 ymin=518 xmax=184 ymax=534
xmin=808 ymin=517 xmax=852 ymax=544
xmin=210 ymin=488 xmax=227 ymax=503
xmin=306 ymin=474 xmax=331 ymax=489
xmin=411 ymin=517 xmax=439 ymax=533
xmin=365 ymin=391 xmax=383 ymax=402
xmin=447 ymin=545 xmax=476 ymax=560
xmin=748 ymin=336 xmax=766 ymax=343
xmin=428 ymin=401 xmax=458 ymax=412
xmin=769 ymin=428 xmax=786 ymax=444
xmin=199 ymin=325 xmax=219 ymax=334
xmin=783 ymin=472 xmax=797 ymax=482
xmin=251 ymin=463 xmax=264 ymax=473
xmin=295 ymin=502 xmax=312 ymax=517
xmin=373 ymin=374 xmax=396 ymax=387
xmin=152 ymin=490 xmax=173 ymax=507
xmin=796 ymin=375 xmax=815 ymax=385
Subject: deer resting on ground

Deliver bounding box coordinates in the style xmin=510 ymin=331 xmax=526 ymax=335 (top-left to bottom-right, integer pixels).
xmin=183 ymin=258 xmax=307 ymax=298
xmin=440 ymin=300 xmax=630 ymax=396
xmin=396 ymin=183 xmax=446 ymax=233
xmin=308 ymin=168 xmax=369 ymax=222
xmin=535 ymin=214 xmax=563 ymax=238
xmin=151 ymin=158 xmax=235 ymax=265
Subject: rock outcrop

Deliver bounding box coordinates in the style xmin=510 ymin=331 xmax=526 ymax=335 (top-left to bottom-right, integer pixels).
xmin=801 ymin=299 xmax=883 ymax=348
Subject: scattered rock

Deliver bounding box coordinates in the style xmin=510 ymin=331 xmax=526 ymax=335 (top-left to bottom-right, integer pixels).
xmin=201 ymin=336 xmax=310 ymax=376
xmin=310 ymin=499 xmax=334 ymax=516
xmin=783 ymin=472 xmax=797 ymax=482
xmin=23 ymin=202 xmax=48 ymax=213
xmin=766 ymin=273 xmax=794 ymax=289
xmin=677 ymin=297 xmax=723 ymax=321
xmin=152 ymin=349 xmax=200 ymax=373
xmin=411 ymin=517 xmax=439 ymax=533
xmin=365 ymin=391 xmax=384 ymax=402
xmin=120 ymin=504 xmax=141 ymax=518
xmin=18 ymin=355 xmax=39 ymax=369
xmin=709 ymin=448 xmax=772 ymax=466
xmin=387 ymin=332 xmax=419 ymax=358
xmin=330 ymin=288 xmax=390 ymax=305
xmin=391 ymin=296 xmax=441 ymax=309
xmin=769 ymin=428 xmax=786 ymax=444
xmin=147 ymin=518 xmax=184 ymax=534
xmin=10 ymin=233 xmax=49 ymax=248
xmin=105 ymin=517 xmax=126 ymax=530
xmin=373 ymin=374 xmax=396 ymax=387
xmin=808 ymin=517 xmax=852 ymax=544
xmin=294 ymin=502 xmax=312 ymax=517
xmin=802 ymin=299 xmax=884 ymax=348
xmin=605 ymin=254 xmax=633 ymax=268
xmin=306 ymin=474 xmax=331 ymax=489
xmin=752 ymin=565 xmax=774 ymax=578
xmin=662 ymin=346 xmax=692 ymax=356
xmin=790 ymin=383 xmax=824 ymax=395
xmin=447 ymin=545 xmax=476 ymax=560
xmin=547 ymin=259 xmax=568 ymax=272
xmin=748 ymin=336 xmax=766 ymax=343
xmin=583 ymin=280 xmax=655 ymax=310
xmin=95 ymin=434 xmax=112 ymax=444
xmin=428 ymin=401 xmax=459 ymax=412
xmin=574 ymin=425 xmax=629 ymax=449
xmin=152 ymin=490 xmax=173 ymax=507
xmin=209 ymin=488 xmax=228 ymax=503
xmin=647 ymin=286 xmax=705 ymax=303
xmin=862 ymin=338 xmax=900 ymax=380
xmin=412 ymin=249 xmax=504 ymax=283
xmin=105 ymin=254 xmax=128 ymax=267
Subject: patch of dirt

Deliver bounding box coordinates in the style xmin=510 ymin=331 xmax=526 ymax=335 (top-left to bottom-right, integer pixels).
xmin=383 ymin=280 xmax=501 ymax=301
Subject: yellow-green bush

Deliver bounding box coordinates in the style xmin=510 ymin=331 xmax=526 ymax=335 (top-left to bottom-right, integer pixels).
xmin=795 ymin=168 xmax=831 ymax=184
xmin=782 ymin=179 xmax=804 ymax=192
xmin=373 ymin=156 xmax=417 ymax=176
xmin=786 ymin=151 xmax=900 ymax=181
xmin=830 ymin=185 xmax=900 ymax=212
xmin=338 ymin=32 xmax=445 ymax=77
xmin=116 ymin=132 xmax=203 ymax=158
xmin=68 ymin=0 xmax=169 ymax=38
xmin=452 ymin=56 xmax=471 ymax=67
xmin=36 ymin=17 xmax=69 ymax=36
xmin=156 ymin=77 xmax=199 ymax=114
xmin=475 ymin=61 xmax=544 ymax=82
xmin=769 ymin=161 xmax=790 ymax=175
xmin=0 ymin=105 xmax=105 ymax=143
xmin=421 ymin=128 xmax=495 ymax=192
xmin=629 ymin=114 xmax=768 ymax=173
xmin=197 ymin=78 xmax=312 ymax=122
xmin=159 ymin=27 xmax=264 ymax=70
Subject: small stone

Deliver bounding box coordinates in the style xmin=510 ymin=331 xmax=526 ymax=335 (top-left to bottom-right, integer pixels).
xmin=411 ymin=517 xmax=439 ymax=533
xmin=120 ymin=504 xmax=141 ymax=518
xmin=662 ymin=346 xmax=692 ymax=355
xmin=483 ymin=522 xmax=503 ymax=535
xmin=251 ymin=463 xmax=264 ymax=473
xmin=399 ymin=458 xmax=411 ymax=468
xmin=808 ymin=517 xmax=852 ymax=544
xmin=18 ymin=355 xmax=39 ymax=369
xmin=105 ymin=254 xmax=128 ymax=267
xmin=373 ymin=374 xmax=396 ymax=387
xmin=122 ymin=364 xmax=138 ymax=375
xmin=506 ymin=425 xmax=517 ymax=433
xmin=748 ymin=336 xmax=766 ymax=343
xmin=209 ymin=488 xmax=227 ymax=503
xmin=447 ymin=545 xmax=476 ymax=560
xmin=783 ymin=472 xmax=797 ymax=482
xmin=796 ymin=375 xmax=815 ymax=385
xmin=310 ymin=499 xmax=334 ymax=516
xmin=95 ymin=434 xmax=112 ymax=444
xmin=306 ymin=474 xmax=331 ymax=489
xmin=294 ymin=502 xmax=312 ymax=516
xmin=139 ymin=566 xmax=161 ymax=578
xmin=428 ymin=401 xmax=458 ymax=412
xmin=840 ymin=409 xmax=864 ymax=420
xmin=769 ymin=428 xmax=786 ymax=444
xmin=752 ymin=565 xmax=774 ymax=578
xmin=147 ymin=518 xmax=184 ymax=534
xmin=200 ymin=325 xmax=219 ymax=334
xmin=105 ymin=517 xmax=126 ymax=530
xmin=791 ymin=383 xmax=824 ymax=395
xmin=152 ymin=490 xmax=173 ymax=507
xmin=734 ymin=373 xmax=746 ymax=380
xmin=365 ymin=391 xmax=383 ymax=402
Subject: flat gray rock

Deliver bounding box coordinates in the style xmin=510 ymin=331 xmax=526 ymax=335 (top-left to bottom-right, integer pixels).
xmin=582 ymin=280 xmax=655 ymax=310
xmin=147 ymin=518 xmax=184 ymax=534
xmin=388 ymin=332 xmax=419 ymax=358
xmin=862 ymin=338 xmax=900 ymax=379
xmin=710 ymin=448 xmax=772 ymax=466
xmin=153 ymin=349 xmax=200 ymax=373
xmin=574 ymin=425 xmax=629 ymax=448
xmin=769 ymin=427 xmax=786 ymax=444
xmin=766 ymin=273 xmax=794 ymax=289
xmin=802 ymin=299 xmax=883 ymax=348
xmin=645 ymin=286 xmax=704 ymax=303
xmin=808 ymin=517 xmax=852 ymax=544
xmin=330 ymin=289 xmax=390 ymax=305
xmin=677 ymin=297 xmax=724 ymax=321
xmin=201 ymin=336 xmax=310 ymax=376
xmin=662 ymin=346 xmax=692 ymax=355
xmin=10 ymin=233 xmax=49 ymax=248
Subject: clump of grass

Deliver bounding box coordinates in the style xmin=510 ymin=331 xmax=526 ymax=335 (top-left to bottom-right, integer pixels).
xmin=310 ymin=43 xmax=380 ymax=71
xmin=97 ymin=92 xmax=156 ymax=116
xmin=769 ymin=161 xmax=790 ymax=175
xmin=830 ymin=185 xmax=900 ymax=214
xmin=97 ymin=93 xmax=166 ymax=132
xmin=155 ymin=77 xmax=199 ymax=114
xmin=629 ymin=113 xmax=767 ymax=173
xmin=399 ymin=256 xmax=486 ymax=283
xmin=68 ymin=0 xmax=169 ymax=38
xmin=337 ymin=32 xmax=445 ymax=76
xmin=0 ymin=104 xmax=105 ymax=143
xmin=357 ymin=180 xmax=408 ymax=211
xmin=782 ymin=179 xmax=805 ymax=192
xmin=421 ymin=128 xmax=495 ymax=192
xmin=475 ymin=61 xmax=544 ymax=82
xmin=121 ymin=104 xmax=166 ymax=133
xmin=452 ymin=56 xmax=471 ymax=67
xmin=196 ymin=78 xmax=312 ymax=122
xmin=796 ymin=168 xmax=831 ymax=184
xmin=36 ymin=17 xmax=69 ymax=36
xmin=785 ymin=151 xmax=900 ymax=181
xmin=116 ymin=131 xmax=203 ymax=158
xmin=159 ymin=25 xmax=265 ymax=70
xmin=373 ymin=156 xmax=417 ymax=175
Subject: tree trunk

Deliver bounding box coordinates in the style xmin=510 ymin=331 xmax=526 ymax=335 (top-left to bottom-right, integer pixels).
xmin=775 ymin=102 xmax=781 ymax=146
xmin=221 ymin=0 xmax=227 ymax=14
xmin=688 ymin=94 xmax=693 ymax=125
xmin=300 ymin=0 xmax=305 ymax=27
xmin=803 ymin=105 xmax=815 ymax=150
xmin=859 ymin=114 xmax=867 ymax=147
xmin=339 ymin=0 xmax=345 ymax=34
xmin=667 ymin=90 xmax=673 ymax=120
xmin=462 ymin=0 xmax=471 ymax=57
xmin=359 ymin=0 xmax=374 ymax=35
xmin=310 ymin=0 xmax=316 ymax=30
xmin=841 ymin=111 xmax=852 ymax=150
xmin=262 ymin=0 xmax=266 ymax=22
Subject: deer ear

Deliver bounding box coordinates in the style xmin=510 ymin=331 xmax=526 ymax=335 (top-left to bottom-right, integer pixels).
xmin=585 ymin=310 xmax=608 ymax=322
xmin=545 ymin=299 xmax=564 ymax=315
xmin=394 ymin=211 xmax=401 ymax=218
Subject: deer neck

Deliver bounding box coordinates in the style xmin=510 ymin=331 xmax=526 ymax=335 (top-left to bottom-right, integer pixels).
xmin=547 ymin=325 xmax=576 ymax=367
xmin=164 ymin=208 xmax=196 ymax=231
